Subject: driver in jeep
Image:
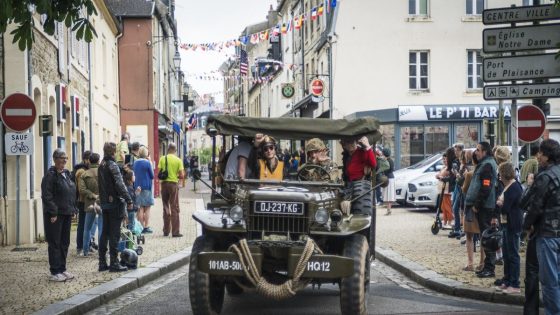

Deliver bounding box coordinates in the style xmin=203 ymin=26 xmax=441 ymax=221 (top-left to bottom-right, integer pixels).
xmin=297 ymin=138 xmax=340 ymax=182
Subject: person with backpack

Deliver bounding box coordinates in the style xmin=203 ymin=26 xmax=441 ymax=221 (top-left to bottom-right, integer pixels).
xmin=72 ymin=150 xmax=91 ymax=255
xmin=375 ymin=146 xmax=389 ymax=206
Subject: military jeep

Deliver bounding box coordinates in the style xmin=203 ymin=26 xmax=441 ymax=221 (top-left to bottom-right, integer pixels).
xmin=189 ymin=115 xmax=381 ymax=315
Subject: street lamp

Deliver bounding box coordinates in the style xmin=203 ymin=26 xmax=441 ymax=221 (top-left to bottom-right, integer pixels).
xmin=173 ymin=50 xmax=181 ymax=73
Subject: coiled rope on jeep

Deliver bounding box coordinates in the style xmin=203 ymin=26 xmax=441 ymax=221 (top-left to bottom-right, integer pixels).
xmin=229 ymin=238 xmax=323 ymax=300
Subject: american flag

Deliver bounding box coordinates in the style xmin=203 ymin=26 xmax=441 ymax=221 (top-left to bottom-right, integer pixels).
xmin=240 ymin=49 xmax=248 ymax=76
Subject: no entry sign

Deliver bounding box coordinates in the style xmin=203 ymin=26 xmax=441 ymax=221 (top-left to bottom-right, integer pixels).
xmin=518 ymin=105 xmax=547 ymax=143
xmin=310 ymin=79 xmax=325 ymax=97
xmin=0 ymin=93 xmax=37 ymax=132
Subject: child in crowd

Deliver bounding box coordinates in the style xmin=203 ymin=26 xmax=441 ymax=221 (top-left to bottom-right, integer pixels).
xmin=123 ymin=169 xmax=141 ymax=231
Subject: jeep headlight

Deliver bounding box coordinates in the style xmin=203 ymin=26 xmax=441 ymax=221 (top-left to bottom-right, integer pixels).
xmin=229 ymin=205 xmax=243 ymax=223
xmin=314 ymin=207 xmax=329 ymax=225
xmin=418 ymin=181 xmax=437 ymax=187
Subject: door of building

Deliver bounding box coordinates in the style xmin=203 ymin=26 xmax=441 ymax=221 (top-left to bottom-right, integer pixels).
xmin=399 ymin=124 xmax=450 ymax=168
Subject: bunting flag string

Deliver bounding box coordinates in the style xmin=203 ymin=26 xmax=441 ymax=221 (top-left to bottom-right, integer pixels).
xmin=179 ymin=0 xmax=338 ymax=52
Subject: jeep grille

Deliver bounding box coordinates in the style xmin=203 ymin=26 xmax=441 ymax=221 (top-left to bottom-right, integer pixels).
xmin=248 ymin=205 xmax=308 ymax=235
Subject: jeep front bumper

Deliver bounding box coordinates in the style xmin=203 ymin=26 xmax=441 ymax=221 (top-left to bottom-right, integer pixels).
xmin=197 ymin=246 xmax=353 ymax=279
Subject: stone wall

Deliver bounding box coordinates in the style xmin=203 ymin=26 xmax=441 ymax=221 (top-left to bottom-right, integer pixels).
xmin=31 ymin=29 xmax=59 ymax=97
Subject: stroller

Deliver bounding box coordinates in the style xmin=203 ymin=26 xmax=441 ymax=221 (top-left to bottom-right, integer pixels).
xmin=119 ymin=223 xmax=144 ymax=256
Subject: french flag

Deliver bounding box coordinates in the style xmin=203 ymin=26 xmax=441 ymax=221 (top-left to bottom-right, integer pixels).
xmin=188 ymin=114 xmax=197 ymax=130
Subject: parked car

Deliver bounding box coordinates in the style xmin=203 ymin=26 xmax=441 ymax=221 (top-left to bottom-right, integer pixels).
xmin=406 ymin=172 xmax=440 ymax=209
xmin=394 ymin=153 xmax=443 ymax=205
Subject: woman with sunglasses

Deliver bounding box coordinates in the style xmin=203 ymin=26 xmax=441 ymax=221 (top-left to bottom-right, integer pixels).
xmin=258 ymin=135 xmax=284 ymax=180
xmin=41 ymin=149 xmax=78 ymax=282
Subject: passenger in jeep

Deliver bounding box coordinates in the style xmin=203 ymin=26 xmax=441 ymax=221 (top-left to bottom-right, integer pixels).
xmin=341 ymin=136 xmax=377 ymax=182
xmin=257 ymin=135 xmax=284 ymax=180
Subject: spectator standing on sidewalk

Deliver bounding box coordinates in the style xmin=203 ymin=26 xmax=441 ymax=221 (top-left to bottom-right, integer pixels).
xmin=133 ymin=146 xmax=154 ymax=233
xmin=124 ymin=168 xmax=140 ymax=230
xmin=522 ymin=139 xmax=560 ymax=315
xmin=521 ymin=172 xmax=540 ymax=315
xmin=98 ymin=142 xmax=132 ymax=272
xmin=495 ymin=162 xmax=523 ymax=294
xmin=78 ymin=153 xmax=102 ymax=257
xmin=466 ymin=141 xmax=498 ymax=279
xmin=436 ymin=148 xmax=456 ymax=228
xmin=127 ymin=142 xmax=140 ymax=167
xmin=71 ymin=151 xmax=90 ymax=255
xmin=116 ymin=133 xmax=129 ymax=167
xmin=382 ymin=148 xmax=395 ymax=216
xmin=461 ymin=151 xmax=482 ymax=272
xmin=449 ymin=143 xmax=464 ymax=238
xmin=158 ymin=143 xmax=185 ymax=237
xmin=520 ymin=144 xmax=539 ymax=189
xmin=41 ymin=149 xmax=77 ymax=282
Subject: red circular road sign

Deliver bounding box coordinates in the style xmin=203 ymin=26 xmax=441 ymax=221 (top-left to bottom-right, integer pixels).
xmin=1 ymin=93 xmax=37 ymax=132
xmin=310 ymin=79 xmax=324 ymax=97
xmin=518 ymin=105 xmax=546 ymax=143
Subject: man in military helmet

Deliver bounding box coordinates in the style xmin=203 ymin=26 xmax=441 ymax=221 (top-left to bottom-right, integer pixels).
xmin=298 ymin=138 xmax=339 ymax=181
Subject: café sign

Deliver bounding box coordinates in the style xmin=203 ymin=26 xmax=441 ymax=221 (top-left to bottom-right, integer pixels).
xmin=398 ymin=105 xmax=512 ymax=122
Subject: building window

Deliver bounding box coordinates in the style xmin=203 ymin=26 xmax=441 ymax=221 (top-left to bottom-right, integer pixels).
xmin=409 ymin=0 xmax=428 ymax=15
xmin=522 ymin=0 xmax=533 ymax=5
xmin=467 ymin=50 xmax=482 ymax=89
xmin=409 ymin=51 xmax=429 ymax=90
xmin=466 ymin=0 xmax=484 ymax=15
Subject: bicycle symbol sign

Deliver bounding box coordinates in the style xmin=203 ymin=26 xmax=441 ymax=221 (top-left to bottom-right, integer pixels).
xmin=5 ymin=132 xmax=33 ymax=156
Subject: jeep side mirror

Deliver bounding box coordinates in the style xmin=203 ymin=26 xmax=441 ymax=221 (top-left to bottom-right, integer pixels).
xmin=192 ymin=169 xmax=202 ymax=181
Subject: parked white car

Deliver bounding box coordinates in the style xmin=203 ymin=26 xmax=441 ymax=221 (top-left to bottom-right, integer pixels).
xmin=406 ymin=172 xmax=441 ymax=209
xmin=394 ymin=153 xmax=443 ymax=206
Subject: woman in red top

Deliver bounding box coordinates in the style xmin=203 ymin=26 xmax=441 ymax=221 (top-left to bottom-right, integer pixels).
xmin=341 ymin=136 xmax=377 ymax=182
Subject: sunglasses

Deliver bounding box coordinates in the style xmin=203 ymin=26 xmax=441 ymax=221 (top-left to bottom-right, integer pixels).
xmin=263 ymin=145 xmax=275 ymax=152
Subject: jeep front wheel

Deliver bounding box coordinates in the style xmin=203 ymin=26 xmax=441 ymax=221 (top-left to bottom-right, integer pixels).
xmin=189 ymin=236 xmax=225 ymax=315
xmin=340 ymin=234 xmax=370 ymax=315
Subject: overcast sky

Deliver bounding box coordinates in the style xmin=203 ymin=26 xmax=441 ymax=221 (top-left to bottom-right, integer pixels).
xmin=175 ymin=0 xmax=277 ymax=103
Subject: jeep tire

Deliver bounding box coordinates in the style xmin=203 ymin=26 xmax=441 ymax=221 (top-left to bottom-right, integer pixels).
xmin=340 ymin=234 xmax=370 ymax=315
xmin=189 ymin=236 xmax=225 ymax=315
xmin=225 ymin=281 xmax=244 ymax=295
xmin=351 ymin=180 xmax=373 ymax=215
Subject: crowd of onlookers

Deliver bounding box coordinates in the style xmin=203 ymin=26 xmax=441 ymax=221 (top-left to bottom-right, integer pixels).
xmin=41 ymin=133 xmax=186 ymax=283
xmin=429 ymin=139 xmax=560 ymax=315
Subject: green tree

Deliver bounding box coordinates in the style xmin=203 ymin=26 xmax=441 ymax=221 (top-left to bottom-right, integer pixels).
xmin=0 ymin=0 xmax=97 ymax=51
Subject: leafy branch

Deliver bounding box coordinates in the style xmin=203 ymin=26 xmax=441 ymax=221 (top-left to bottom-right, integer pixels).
xmin=0 ymin=0 xmax=98 ymax=51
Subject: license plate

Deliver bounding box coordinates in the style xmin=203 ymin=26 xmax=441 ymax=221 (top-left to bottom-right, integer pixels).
xmin=254 ymin=201 xmax=304 ymax=215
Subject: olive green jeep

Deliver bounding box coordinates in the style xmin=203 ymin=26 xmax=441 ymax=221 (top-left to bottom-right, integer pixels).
xmin=189 ymin=115 xmax=382 ymax=315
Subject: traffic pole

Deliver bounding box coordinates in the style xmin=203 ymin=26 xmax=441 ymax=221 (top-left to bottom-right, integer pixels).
xmin=16 ymin=155 xmax=20 ymax=247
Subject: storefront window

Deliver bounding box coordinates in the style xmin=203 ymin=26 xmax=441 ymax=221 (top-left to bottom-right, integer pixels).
xmin=400 ymin=125 xmax=424 ymax=167
xmin=379 ymin=124 xmax=395 ymax=154
xmin=426 ymin=125 xmax=449 ymax=155
xmin=454 ymin=124 xmax=479 ymax=149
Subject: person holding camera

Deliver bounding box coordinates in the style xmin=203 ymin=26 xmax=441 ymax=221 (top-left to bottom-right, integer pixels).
xmin=98 ymin=142 xmax=132 ymax=272
xmin=158 ymin=143 xmax=185 ymax=237
xmin=340 ymin=136 xmax=376 ymax=183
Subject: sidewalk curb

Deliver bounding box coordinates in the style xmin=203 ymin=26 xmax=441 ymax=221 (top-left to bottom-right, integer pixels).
xmin=32 ymin=196 xmax=205 ymax=315
xmin=32 ymin=247 xmax=193 ymax=315
xmin=375 ymin=247 xmax=525 ymax=306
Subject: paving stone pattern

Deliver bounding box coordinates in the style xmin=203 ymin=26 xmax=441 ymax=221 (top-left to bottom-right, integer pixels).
xmin=376 ymin=206 xmax=526 ymax=291
xmin=0 ymin=192 xmax=198 ymax=315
